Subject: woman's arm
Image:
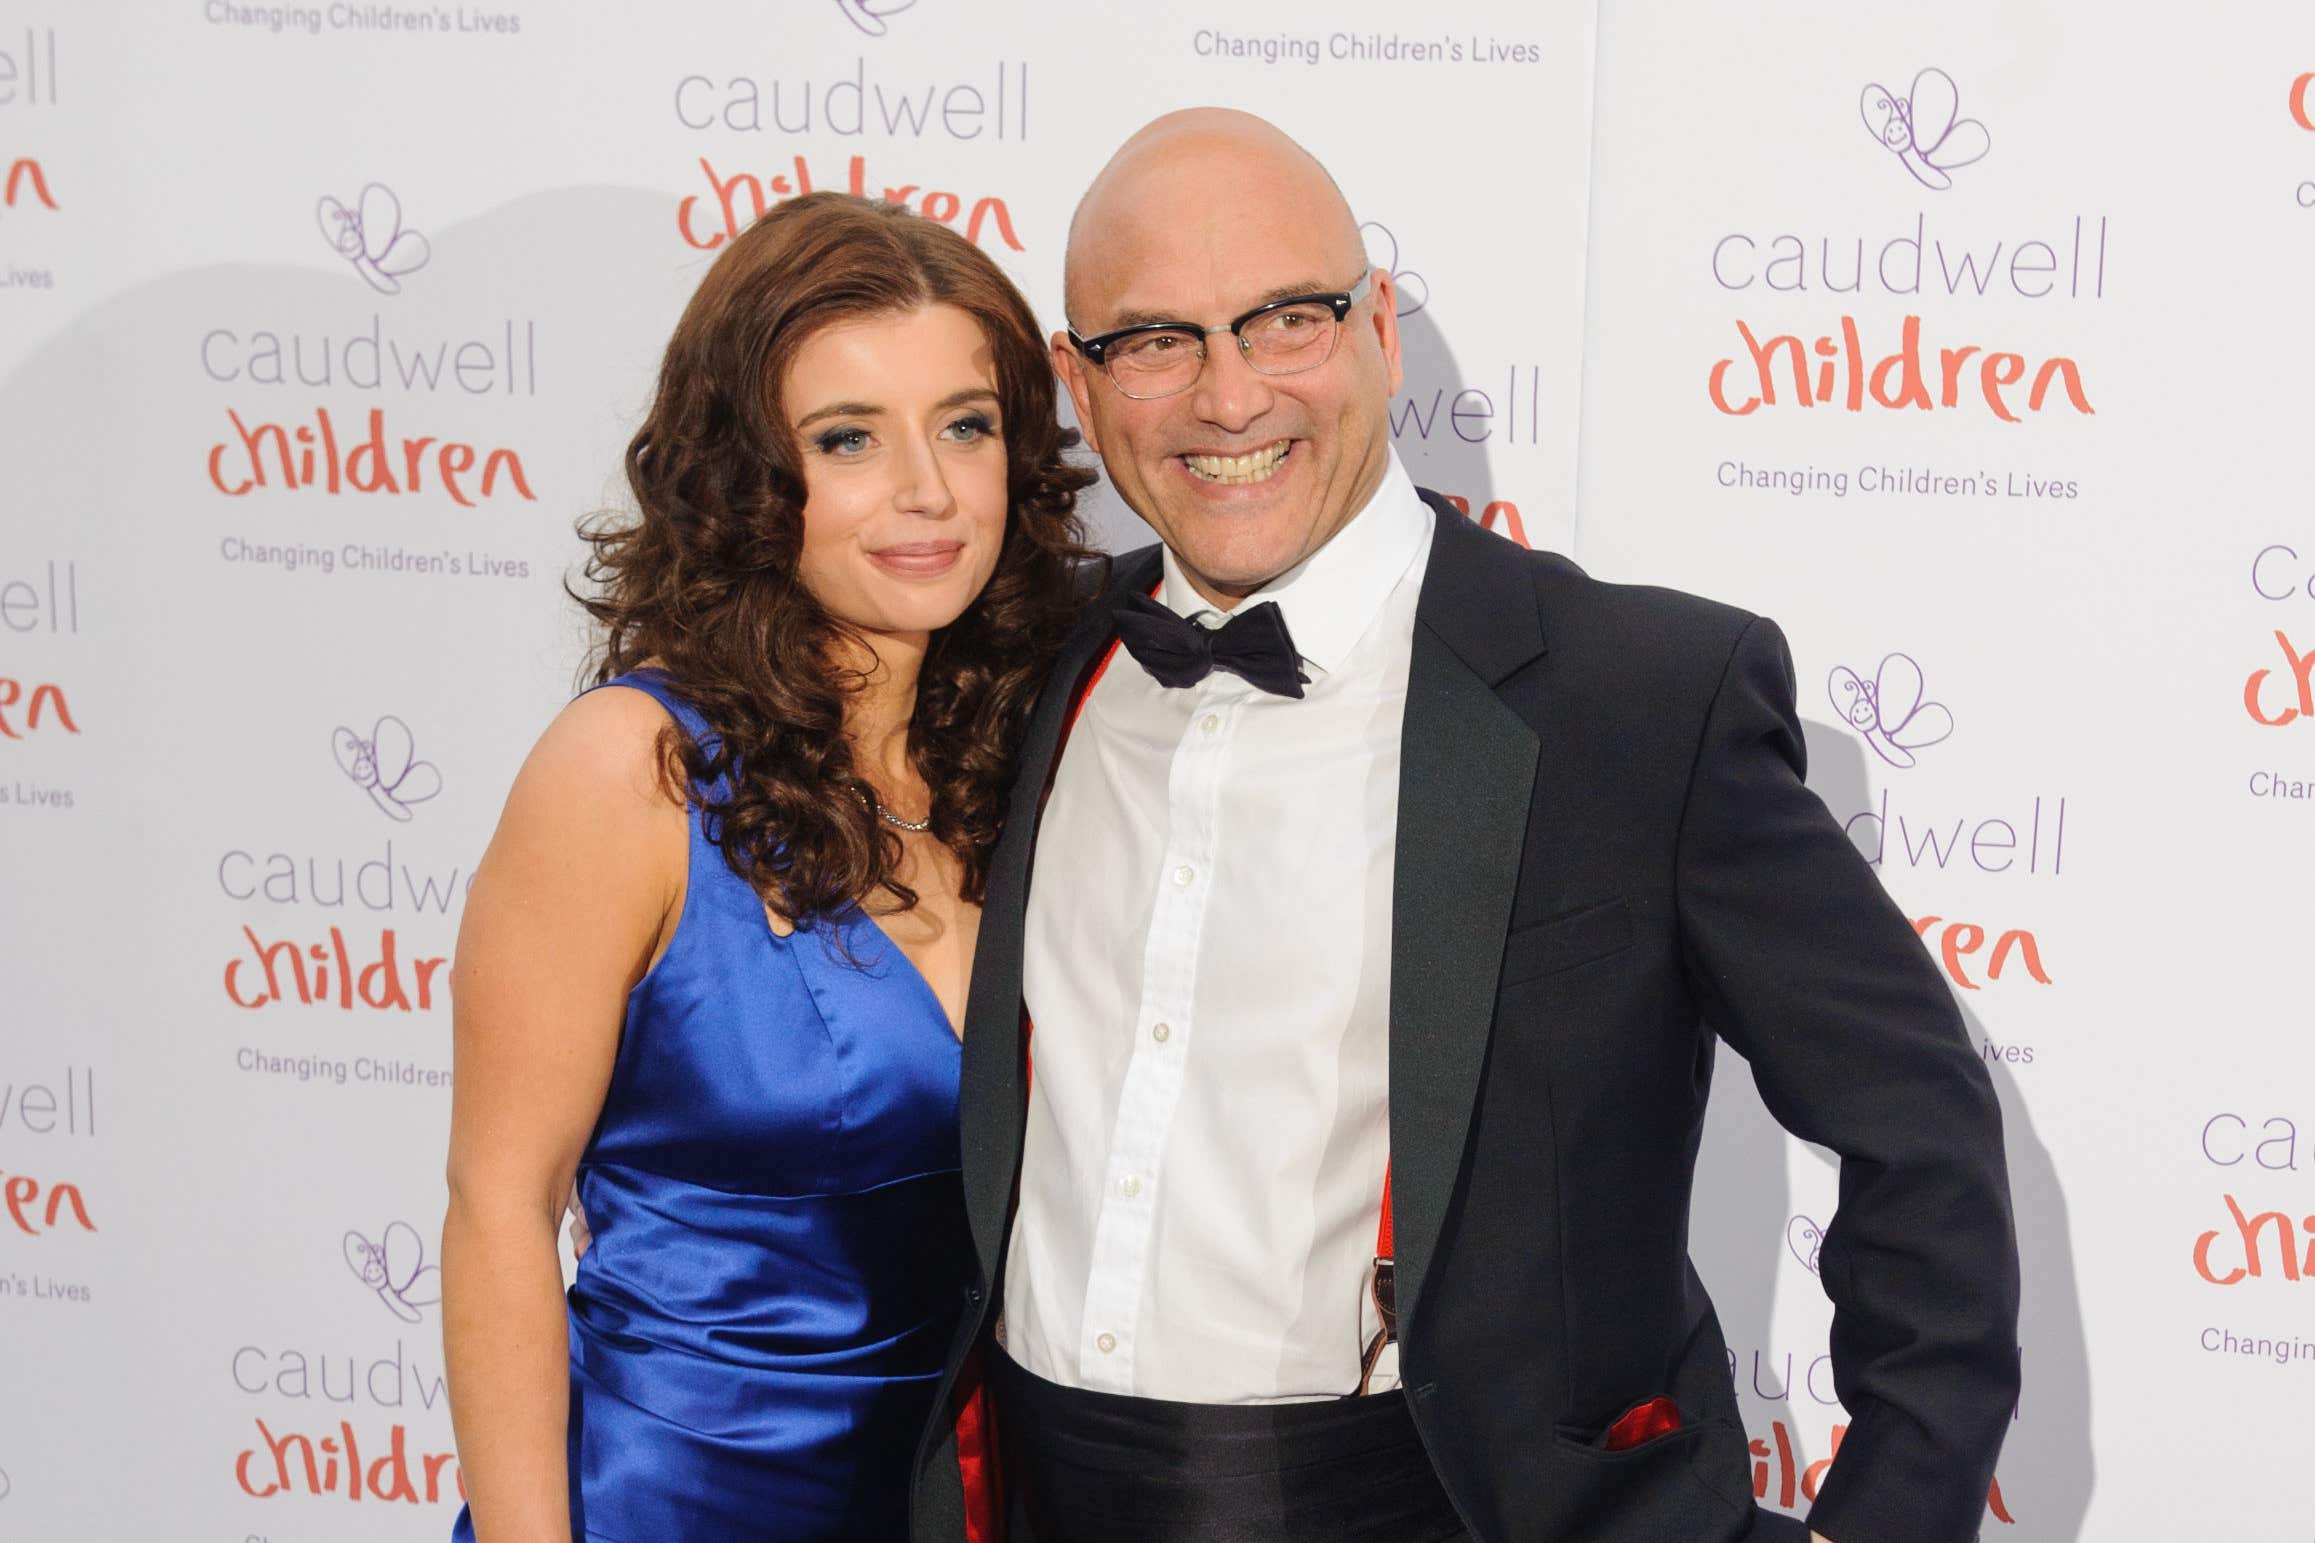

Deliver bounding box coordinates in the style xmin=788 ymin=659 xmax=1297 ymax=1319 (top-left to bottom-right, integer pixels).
xmin=442 ymin=687 xmax=685 ymax=1543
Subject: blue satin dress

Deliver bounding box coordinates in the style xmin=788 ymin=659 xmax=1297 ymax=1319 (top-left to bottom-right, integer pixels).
xmin=453 ymin=670 xmax=969 ymax=1542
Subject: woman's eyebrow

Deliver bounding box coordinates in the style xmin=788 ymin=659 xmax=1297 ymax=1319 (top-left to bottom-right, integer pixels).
xmin=794 ymin=400 xmax=883 ymax=431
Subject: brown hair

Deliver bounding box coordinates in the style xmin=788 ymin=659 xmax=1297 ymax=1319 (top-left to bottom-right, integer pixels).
xmin=578 ymin=192 xmax=1098 ymax=920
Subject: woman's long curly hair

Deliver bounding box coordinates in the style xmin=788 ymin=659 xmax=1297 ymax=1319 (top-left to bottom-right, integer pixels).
xmin=578 ymin=192 xmax=1098 ymax=922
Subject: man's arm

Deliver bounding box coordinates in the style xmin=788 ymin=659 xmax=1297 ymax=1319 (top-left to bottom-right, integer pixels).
xmin=1673 ymin=616 xmax=2021 ymax=1543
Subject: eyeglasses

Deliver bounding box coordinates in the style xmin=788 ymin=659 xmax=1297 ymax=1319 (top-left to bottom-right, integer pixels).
xmin=1068 ymin=273 xmax=1373 ymax=401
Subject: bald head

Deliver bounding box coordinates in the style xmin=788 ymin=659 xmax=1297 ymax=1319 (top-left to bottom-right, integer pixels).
xmin=1049 ymin=108 xmax=1404 ymax=611
xmin=1064 ymin=108 xmax=1365 ymax=326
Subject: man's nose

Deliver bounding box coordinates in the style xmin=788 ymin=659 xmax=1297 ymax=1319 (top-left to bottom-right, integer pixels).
xmin=1189 ymin=337 xmax=1276 ymax=434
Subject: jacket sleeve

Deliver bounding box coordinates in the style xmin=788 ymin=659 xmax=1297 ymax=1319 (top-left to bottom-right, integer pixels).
xmin=1673 ymin=615 xmax=2021 ymax=1543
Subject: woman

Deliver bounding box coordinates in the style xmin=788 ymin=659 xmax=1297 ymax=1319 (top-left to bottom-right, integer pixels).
xmin=441 ymin=192 xmax=1095 ymax=1541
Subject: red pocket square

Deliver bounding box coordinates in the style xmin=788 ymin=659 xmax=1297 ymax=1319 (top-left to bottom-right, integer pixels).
xmin=1601 ymin=1395 xmax=1683 ymax=1451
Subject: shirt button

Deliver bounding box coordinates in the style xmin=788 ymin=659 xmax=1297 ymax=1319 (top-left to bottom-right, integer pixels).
xmin=1200 ymin=713 xmax=1221 ymax=736
xmin=1120 ymin=1175 xmax=1141 ymax=1199
xmin=1096 ymin=1332 xmax=1118 ymax=1355
xmin=1151 ymin=1022 xmax=1172 ymax=1043
xmin=1173 ymin=864 xmax=1195 ymax=886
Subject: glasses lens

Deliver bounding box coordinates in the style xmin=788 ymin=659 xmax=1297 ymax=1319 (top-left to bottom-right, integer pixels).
xmin=1242 ymin=304 xmax=1339 ymax=375
xmin=1105 ymin=329 xmax=1205 ymax=398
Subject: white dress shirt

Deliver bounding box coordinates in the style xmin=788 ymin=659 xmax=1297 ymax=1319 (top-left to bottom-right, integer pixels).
xmin=1004 ymin=453 xmax=1433 ymax=1403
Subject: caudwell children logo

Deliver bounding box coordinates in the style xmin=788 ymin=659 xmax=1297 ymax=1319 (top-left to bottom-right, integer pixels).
xmin=3 ymin=157 xmax=56 ymax=214
xmin=679 ymin=154 xmax=1024 ymax=254
xmin=668 ymin=47 xmax=1032 ymax=252
xmin=1911 ymin=914 xmax=2050 ymax=996
xmin=201 ymin=187 xmax=537 ymax=509
xmin=2243 ymin=631 xmax=2314 ymax=727
xmin=1707 ymin=72 xmax=2101 ymax=425
xmin=1750 ymin=1416 xmax=2014 ymax=1524
xmin=318 ymin=184 xmax=430 ymax=296
xmin=1786 ymin=1216 xmax=1824 ymax=1275
xmin=1830 ymin=653 xmax=2069 ymax=882
xmin=3 ymin=1169 xmax=94 ymax=1235
xmin=1360 ymin=221 xmax=1427 ymax=316
xmin=2193 ymin=1195 xmax=2315 ymax=1286
xmin=836 ymin=0 xmax=916 ymax=35
xmin=2192 ymin=1117 xmax=2315 ymax=1282
xmin=1860 ymin=69 xmax=1991 ymax=191
xmin=0 ymin=27 xmax=60 ymax=108
xmin=346 ymin=1222 xmax=441 ymax=1323
xmin=0 ymin=675 xmax=77 ymax=739
xmin=334 ymin=716 xmax=441 ymax=822
xmin=1829 ymin=652 xmax=1953 ymax=768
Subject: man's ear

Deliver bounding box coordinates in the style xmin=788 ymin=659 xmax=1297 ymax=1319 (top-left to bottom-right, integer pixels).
xmin=1052 ymin=331 xmax=1103 ymax=455
xmin=1367 ymin=268 xmax=1404 ymax=397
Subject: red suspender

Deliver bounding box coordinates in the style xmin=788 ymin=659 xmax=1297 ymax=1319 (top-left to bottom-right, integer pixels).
xmin=1359 ymin=1163 xmax=1398 ymax=1395
xmin=1070 ymin=634 xmax=1126 ymax=735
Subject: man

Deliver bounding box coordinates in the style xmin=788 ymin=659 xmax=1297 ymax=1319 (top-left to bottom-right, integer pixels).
xmin=911 ymin=109 xmax=2019 ymax=1543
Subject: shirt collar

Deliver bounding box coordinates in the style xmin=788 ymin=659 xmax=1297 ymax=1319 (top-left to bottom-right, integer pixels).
xmin=1158 ymin=451 xmax=1431 ymax=678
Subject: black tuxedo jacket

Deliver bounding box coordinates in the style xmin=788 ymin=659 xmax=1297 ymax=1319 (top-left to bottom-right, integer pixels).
xmin=911 ymin=491 xmax=2020 ymax=1543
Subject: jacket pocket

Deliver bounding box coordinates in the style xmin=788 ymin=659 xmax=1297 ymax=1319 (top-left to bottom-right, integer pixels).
xmin=1498 ymin=898 xmax=1636 ymax=988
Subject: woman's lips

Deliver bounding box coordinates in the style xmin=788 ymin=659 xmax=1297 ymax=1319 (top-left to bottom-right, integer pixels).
xmin=868 ymin=540 xmax=965 ymax=577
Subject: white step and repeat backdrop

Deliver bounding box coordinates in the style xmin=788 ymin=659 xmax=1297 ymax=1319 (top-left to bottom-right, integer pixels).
xmin=0 ymin=1 xmax=2306 ymax=1538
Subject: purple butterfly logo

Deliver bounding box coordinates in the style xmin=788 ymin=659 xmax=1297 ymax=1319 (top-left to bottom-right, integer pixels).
xmin=345 ymin=1221 xmax=442 ymax=1324
xmin=333 ymin=715 xmax=442 ymax=822
xmin=835 ymin=0 xmax=916 ymax=36
xmin=1828 ymin=653 xmax=1954 ymax=770
xmin=1860 ymin=69 xmax=1991 ymax=191
xmin=1359 ymin=221 xmax=1428 ymax=317
xmin=317 ymin=183 xmax=430 ymax=294
xmin=1787 ymin=1215 xmax=1825 ymax=1276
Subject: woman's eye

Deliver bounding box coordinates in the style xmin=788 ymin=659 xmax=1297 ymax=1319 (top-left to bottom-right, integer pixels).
xmin=945 ymin=414 xmax=997 ymax=443
xmin=815 ymin=428 xmax=871 ymax=456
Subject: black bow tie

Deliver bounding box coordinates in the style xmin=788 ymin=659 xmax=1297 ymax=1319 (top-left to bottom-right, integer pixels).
xmin=1110 ymin=591 xmax=1308 ymax=699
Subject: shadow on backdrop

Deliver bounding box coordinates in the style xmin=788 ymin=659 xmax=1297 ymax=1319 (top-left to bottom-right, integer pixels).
xmin=1690 ymin=717 xmax=2092 ymax=1540
xmin=1368 ymin=218 xmax=1498 ymax=533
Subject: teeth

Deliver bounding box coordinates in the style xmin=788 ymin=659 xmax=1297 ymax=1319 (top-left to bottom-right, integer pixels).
xmin=1183 ymin=440 xmax=1290 ymax=485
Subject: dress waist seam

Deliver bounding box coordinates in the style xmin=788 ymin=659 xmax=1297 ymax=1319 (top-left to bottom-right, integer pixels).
xmin=578 ymin=1156 xmax=962 ymax=1204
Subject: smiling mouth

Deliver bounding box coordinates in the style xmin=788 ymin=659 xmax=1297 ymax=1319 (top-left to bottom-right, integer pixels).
xmin=869 ymin=541 xmax=964 ymax=575
xmin=1182 ymin=440 xmax=1292 ymax=485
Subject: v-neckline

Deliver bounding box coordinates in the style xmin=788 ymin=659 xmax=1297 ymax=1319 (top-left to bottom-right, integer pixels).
xmin=854 ymin=906 xmax=966 ymax=1045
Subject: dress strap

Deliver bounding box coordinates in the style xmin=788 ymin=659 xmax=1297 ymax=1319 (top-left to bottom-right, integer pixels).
xmin=586 ymin=669 xmax=730 ymax=799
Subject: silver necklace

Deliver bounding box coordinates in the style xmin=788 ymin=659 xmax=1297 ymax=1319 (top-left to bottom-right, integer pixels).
xmin=853 ymin=785 xmax=932 ymax=833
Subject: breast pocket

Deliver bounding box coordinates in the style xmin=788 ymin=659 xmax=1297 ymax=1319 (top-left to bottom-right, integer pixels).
xmin=1497 ymin=898 xmax=1636 ymax=989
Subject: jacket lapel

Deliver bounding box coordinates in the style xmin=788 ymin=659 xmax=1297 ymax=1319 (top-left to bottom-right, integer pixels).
xmin=1389 ymin=495 xmax=1545 ymax=1329
xmin=956 ymin=548 xmax=1163 ymax=1280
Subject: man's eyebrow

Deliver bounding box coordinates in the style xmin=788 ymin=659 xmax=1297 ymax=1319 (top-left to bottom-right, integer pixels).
xmin=1101 ymin=281 xmax=1339 ymax=333
xmin=1106 ymin=307 xmax=1193 ymax=331
xmin=793 ymin=387 xmax=999 ymax=432
xmin=1244 ymin=279 xmax=1339 ymax=309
